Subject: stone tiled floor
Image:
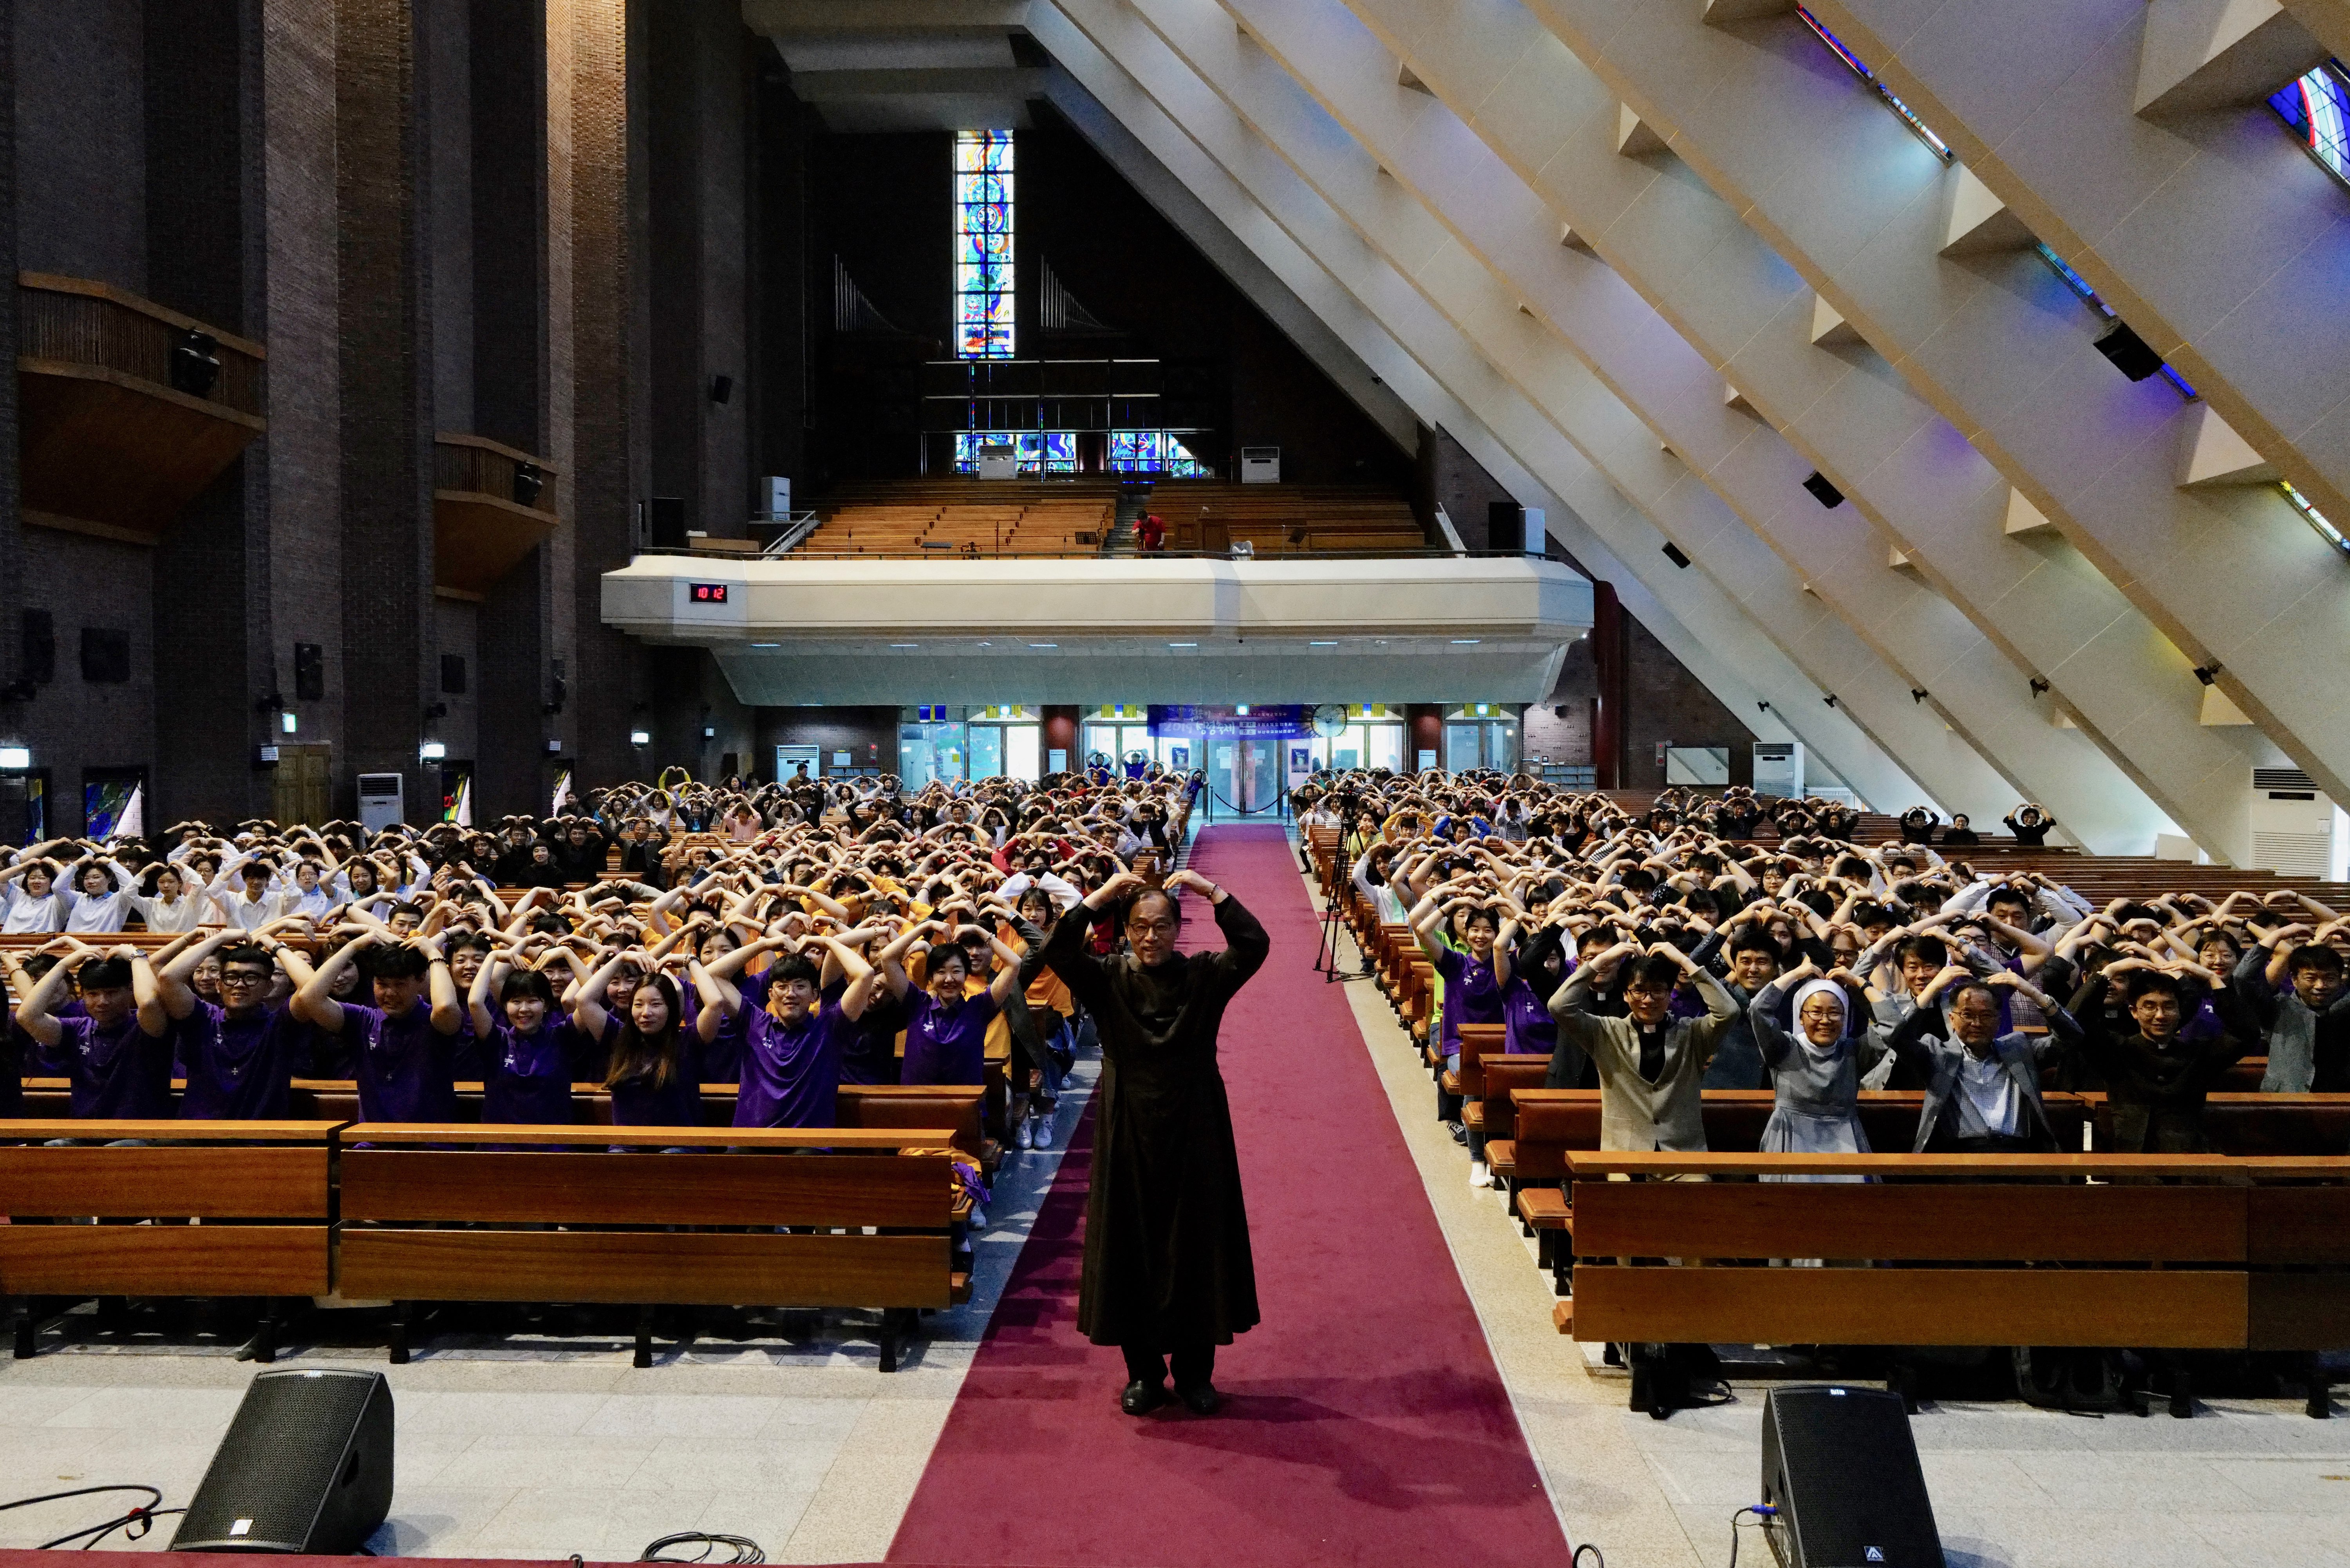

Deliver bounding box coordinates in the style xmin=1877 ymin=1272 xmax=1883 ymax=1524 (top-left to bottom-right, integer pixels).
xmin=0 ymin=1059 xmax=1095 ymax=1562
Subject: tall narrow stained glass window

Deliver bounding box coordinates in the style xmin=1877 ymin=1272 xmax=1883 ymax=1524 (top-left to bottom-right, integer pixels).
xmin=2270 ymin=60 xmax=2350 ymax=190
xmin=954 ymin=131 xmax=1015 ymax=359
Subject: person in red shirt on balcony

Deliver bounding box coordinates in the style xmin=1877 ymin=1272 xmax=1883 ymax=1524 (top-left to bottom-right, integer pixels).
xmin=1137 ymin=512 xmax=1166 ymax=553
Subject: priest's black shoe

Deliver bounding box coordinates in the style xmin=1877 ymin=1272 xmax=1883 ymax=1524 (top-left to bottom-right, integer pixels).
xmin=1120 ymin=1379 xmax=1169 ymax=1415
xmin=1176 ymin=1382 xmax=1221 ymax=1415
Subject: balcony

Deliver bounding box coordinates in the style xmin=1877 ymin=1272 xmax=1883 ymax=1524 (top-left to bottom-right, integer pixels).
xmin=601 ymin=553 xmax=1593 ymax=706
xmin=433 ymin=434 xmax=559 ymax=598
xmin=17 ymin=273 xmax=266 ymax=542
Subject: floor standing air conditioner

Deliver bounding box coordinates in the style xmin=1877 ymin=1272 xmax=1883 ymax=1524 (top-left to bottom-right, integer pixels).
xmin=1754 ymin=741 xmax=1804 ymax=801
xmin=358 ymin=773 xmax=405 ymax=833
xmin=1240 ymin=446 xmax=1280 ymax=484
xmin=2251 ymin=768 xmax=2336 ymax=878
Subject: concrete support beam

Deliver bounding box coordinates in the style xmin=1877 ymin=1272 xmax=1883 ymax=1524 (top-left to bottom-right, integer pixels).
xmin=2134 ymin=0 xmax=2329 ymax=116
xmin=1499 ymin=0 xmax=2323 ymax=847
xmin=1295 ymin=0 xmax=2231 ymax=853
xmin=1034 ymin=11 xmax=1878 ymax=790
xmin=1809 ymin=0 xmax=2350 ymax=567
xmin=1032 ymin=0 xmax=1954 ymax=811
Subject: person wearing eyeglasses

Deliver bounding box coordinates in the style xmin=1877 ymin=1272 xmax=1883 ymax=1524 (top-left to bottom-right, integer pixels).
xmin=1042 ymin=865 xmax=1268 ymax=1418
xmin=157 ymin=924 xmax=311 ymax=1120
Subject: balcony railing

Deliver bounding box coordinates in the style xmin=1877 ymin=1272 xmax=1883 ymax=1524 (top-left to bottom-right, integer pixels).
xmin=432 ymin=434 xmax=560 ymax=597
xmin=16 ymin=273 xmax=267 ymax=540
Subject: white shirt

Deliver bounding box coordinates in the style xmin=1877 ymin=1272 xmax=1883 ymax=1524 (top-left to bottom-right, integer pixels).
xmin=133 ymin=891 xmax=212 ymax=934
xmin=996 ymin=871 xmax=1083 ymax=912
xmin=214 ymin=887 xmax=291 ymax=931
xmin=1 ymin=880 xmax=65 ymax=934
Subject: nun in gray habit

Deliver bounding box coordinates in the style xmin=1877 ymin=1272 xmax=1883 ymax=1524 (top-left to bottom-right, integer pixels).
xmin=1748 ymin=959 xmax=1884 ymax=1184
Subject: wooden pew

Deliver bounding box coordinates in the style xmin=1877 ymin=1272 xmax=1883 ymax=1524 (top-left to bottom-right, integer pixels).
xmin=18 ymin=1080 xmax=995 ymax=1169
xmin=0 ymin=1119 xmax=340 ymax=1361
xmin=1497 ymin=1091 xmax=2096 ymax=1296
xmin=335 ymin=1123 xmax=969 ymax=1370
xmin=1559 ymin=1150 xmax=2350 ymax=1413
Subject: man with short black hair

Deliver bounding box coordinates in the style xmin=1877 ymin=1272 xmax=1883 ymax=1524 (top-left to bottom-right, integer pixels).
xmin=14 ymin=944 xmax=174 ymax=1119
xmin=158 ymin=928 xmax=308 ymax=1120
xmin=2079 ymin=961 xmax=2255 ymax=1153
xmin=1547 ymin=939 xmax=1737 ymax=1151
xmin=293 ymin=931 xmax=466 ymax=1122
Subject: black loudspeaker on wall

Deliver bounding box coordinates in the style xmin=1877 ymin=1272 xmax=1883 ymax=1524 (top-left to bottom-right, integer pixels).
xmin=1759 ymin=1386 xmax=1943 ymax=1567
xmin=172 ymin=1369 xmax=394 ymax=1554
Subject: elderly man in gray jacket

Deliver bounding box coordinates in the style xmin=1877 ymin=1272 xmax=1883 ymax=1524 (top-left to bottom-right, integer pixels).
xmin=1884 ymin=965 xmax=2078 ymax=1151
xmin=1547 ymin=939 xmax=1739 ymax=1151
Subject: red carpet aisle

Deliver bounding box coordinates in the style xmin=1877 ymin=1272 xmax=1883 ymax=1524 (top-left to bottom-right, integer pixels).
xmin=888 ymin=825 xmax=1573 ymax=1568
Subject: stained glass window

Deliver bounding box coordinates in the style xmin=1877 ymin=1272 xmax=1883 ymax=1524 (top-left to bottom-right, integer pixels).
xmin=1108 ymin=431 xmax=1213 ymax=477
xmin=1796 ymin=7 xmax=1952 ymax=161
xmin=954 ymin=131 xmax=1015 ymax=359
xmin=955 ymin=432 xmax=1077 ymax=474
xmin=2033 ymin=242 xmax=2199 ymax=401
xmin=2270 ymin=60 xmax=2350 ymax=190
xmin=2281 ymin=481 xmax=2348 ymax=556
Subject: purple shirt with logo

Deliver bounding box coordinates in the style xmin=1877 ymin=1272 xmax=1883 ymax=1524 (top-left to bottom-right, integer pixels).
xmin=336 ymin=999 xmax=459 ymax=1123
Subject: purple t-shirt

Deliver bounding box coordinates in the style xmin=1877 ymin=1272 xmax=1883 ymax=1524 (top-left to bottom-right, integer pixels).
xmin=482 ymin=1016 xmax=575 ymax=1125
xmin=598 ymin=1014 xmax=705 ymax=1128
xmin=56 ymin=1012 xmax=174 ymax=1120
xmin=735 ymin=999 xmax=851 ymax=1129
xmin=901 ymin=988 xmax=998 ymax=1086
xmin=337 ymin=999 xmax=459 ymax=1123
xmin=1434 ymin=945 xmax=1503 ymax=1050
xmin=678 ymin=984 xmax=749 ymax=1085
xmin=177 ymin=1001 xmax=302 ymax=1120
xmin=1500 ymin=975 xmax=1558 ymax=1056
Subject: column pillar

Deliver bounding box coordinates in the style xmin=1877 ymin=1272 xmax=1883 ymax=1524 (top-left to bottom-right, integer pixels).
xmin=1405 ymin=704 xmax=1442 ymax=773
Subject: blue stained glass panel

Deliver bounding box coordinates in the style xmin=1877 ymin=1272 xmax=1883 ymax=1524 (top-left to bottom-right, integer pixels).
xmin=954 ymin=130 xmax=1015 ymax=359
xmin=2271 ymin=61 xmax=2350 ymax=188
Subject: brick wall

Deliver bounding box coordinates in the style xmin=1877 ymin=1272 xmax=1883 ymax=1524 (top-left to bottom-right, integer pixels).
xmin=15 ymin=0 xmax=144 ymax=288
xmin=1619 ymin=612 xmax=1757 ymax=789
xmin=335 ymin=0 xmax=435 ymax=812
xmin=263 ymin=0 xmax=347 ymax=803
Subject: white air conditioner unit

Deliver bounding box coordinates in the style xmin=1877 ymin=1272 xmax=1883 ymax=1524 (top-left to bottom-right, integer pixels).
xmin=761 ymin=475 xmax=790 ymax=520
xmin=2250 ymin=767 xmax=2336 ymax=878
xmin=1753 ymin=741 xmax=1804 ymax=800
xmin=1240 ymin=446 xmax=1280 ymax=484
xmin=976 ymin=441 xmax=1015 ymax=480
xmin=358 ymin=773 xmax=405 ymax=833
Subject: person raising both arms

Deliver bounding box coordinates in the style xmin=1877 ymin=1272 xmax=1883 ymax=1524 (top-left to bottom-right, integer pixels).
xmin=292 ymin=929 xmax=466 ymax=1123
xmin=1042 ymin=865 xmax=1268 ymax=1419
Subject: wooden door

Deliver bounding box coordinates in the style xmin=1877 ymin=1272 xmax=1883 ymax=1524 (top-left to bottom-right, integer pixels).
xmin=273 ymin=745 xmax=331 ymax=826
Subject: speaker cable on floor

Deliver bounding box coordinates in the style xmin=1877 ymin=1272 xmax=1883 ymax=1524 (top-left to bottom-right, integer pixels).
xmin=0 ymin=1483 xmax=184 ymax=1549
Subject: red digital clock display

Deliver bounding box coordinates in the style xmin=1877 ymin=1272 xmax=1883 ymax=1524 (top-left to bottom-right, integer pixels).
xmin=689 ymin=583 xmax=728 ymax=603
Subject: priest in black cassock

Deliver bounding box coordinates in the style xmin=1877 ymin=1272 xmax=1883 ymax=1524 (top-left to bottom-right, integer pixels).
xmin=1042 ymin=865 xmax=1269 ymax=1415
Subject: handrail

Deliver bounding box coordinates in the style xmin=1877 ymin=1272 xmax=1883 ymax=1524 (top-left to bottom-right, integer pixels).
xmin=759 ymin=510 xmax=824 ymax=556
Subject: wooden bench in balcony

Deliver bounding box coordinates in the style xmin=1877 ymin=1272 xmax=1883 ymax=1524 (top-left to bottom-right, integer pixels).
xmin=434 ymin=432 xmax=560 ymax=598
xmin=17 ymin=272 xmax=266 ymax=543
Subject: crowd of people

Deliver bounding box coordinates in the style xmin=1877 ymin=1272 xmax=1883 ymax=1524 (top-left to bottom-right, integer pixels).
xmin=6 ymin=766 xmax=2346 ymax=1184
xmin=1301 ymin=776 xmax=2348 ymax=1183
xmin=0 ymin=771 xmax=1208 ymax=1168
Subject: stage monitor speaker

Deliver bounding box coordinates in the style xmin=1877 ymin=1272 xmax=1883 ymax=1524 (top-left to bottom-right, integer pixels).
xmin=172 ymin=1369 xmax=394 ymax=1554
xmin=1760 ymin=1385 xmax=1942 ymax=1568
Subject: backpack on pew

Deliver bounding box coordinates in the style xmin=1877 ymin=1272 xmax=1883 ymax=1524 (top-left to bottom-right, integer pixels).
xmin=2012 ymin=1346 xmax=2138 ymax=1413
xmin=1627 ymin=1342 xmax=1729 ymax=1420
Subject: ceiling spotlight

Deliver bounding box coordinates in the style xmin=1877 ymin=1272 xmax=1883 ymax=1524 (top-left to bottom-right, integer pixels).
xmin=1823 ymin=694 xmax=1838 ymax=708
xmin=2192 ymin=665 xmax=2218 ymax=686
xmin=1911 ymin=688 xmax=1929 ymax=704
xmin=2029 ymin=678 xmax=2050 ymax=697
